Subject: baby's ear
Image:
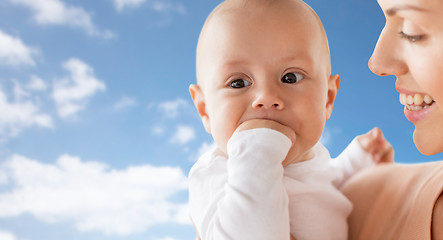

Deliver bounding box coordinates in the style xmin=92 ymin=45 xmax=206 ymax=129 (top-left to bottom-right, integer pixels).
xmin=189 ymin=84 xmax=211 ymax=133
xmin=325 ymin=74 xmax=340 ymax=120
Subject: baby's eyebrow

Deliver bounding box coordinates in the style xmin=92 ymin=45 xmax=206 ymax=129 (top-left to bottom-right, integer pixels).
xmin=385 ymin=5 xmax=428 ymax=16
xmin=218 ymin=60 xmax=251 ymax=73
xmin=222 ymin=60 xmax=248 ymax=67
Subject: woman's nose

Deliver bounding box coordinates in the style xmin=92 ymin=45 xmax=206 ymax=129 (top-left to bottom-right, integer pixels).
xmin=252 ymin=86 xmax=284 ymax=110
xmin=368 ymin=28 xmax=408 ymax=77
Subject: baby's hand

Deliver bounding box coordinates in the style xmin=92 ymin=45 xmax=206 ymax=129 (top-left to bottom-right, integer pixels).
xmin=236 ymin=119 xmax=296 ymax=144
xmin=356 ymin=127 xmax=394 ymax=163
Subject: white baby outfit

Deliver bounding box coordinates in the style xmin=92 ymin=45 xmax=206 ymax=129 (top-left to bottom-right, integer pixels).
xmin=189 ymin=128 xmax=374 ymax=240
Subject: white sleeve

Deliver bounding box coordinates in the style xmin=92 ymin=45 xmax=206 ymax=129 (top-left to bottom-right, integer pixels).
xmin=329 ymin=137 xmax=375 ymax=188
xmin=188 ymin=128 xmax=292 ymax=240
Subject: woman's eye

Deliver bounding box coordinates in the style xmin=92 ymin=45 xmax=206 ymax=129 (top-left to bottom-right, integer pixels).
xmin=399 ymin=31 xmax=424 ymax=43
xmin=281 ymin=72 xmax=304 ymax=84
xmin=230 ymin=79 xmax=252 ymax=88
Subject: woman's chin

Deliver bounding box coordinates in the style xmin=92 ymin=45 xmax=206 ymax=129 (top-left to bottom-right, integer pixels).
xmin=413 ymin=130 xmax=443 ymax=156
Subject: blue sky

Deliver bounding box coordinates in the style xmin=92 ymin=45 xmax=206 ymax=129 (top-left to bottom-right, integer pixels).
xmin=0 ymin=0 xmax=442 ymax=239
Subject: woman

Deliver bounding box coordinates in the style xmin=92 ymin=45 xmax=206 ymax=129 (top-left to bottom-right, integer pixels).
xmin=342 ymin=0 xmax=443 ymax=239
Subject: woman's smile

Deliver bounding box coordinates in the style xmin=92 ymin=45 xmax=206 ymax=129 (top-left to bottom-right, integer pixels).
xmin=398 ymin=91 xmax=436 ymax=123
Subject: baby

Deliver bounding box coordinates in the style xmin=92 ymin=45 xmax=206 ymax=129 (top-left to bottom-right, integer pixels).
xmin=188 ymin=0 xmax=393 ymax=239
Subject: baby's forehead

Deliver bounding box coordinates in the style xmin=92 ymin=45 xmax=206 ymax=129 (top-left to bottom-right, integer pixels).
xmin=196 ymin=0 xmax=331 ymax=85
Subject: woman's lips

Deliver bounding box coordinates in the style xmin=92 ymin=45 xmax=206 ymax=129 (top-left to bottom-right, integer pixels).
xmin=404 ymin=102 xmax=436 ymax=123
xmin=399 ymin=92 xmax=436 ymax=123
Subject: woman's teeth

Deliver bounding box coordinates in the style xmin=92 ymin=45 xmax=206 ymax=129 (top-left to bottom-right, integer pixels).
xmin=399 ymin=93 xmax=434 ymax=110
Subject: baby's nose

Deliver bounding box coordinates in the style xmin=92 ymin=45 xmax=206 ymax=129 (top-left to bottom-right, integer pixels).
xmin=252 ymin=90 xmax=284 ymax=110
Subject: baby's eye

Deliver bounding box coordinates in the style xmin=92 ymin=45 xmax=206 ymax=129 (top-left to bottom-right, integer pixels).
xmin=230 ymin=79 xmax=252 ymax=88
xmin=281 ymin=72 xmax=304 ymax=84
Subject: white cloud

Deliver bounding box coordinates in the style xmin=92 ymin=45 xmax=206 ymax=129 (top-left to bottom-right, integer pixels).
xmin=151 ymin=126 xmax=165 ymax=135
xmin=26 ymin=75 xmax=47 ymax=91
xmin=320 ymin=128 xmax=331 ymax=146
xmin=149 ymin=1 xmax=186 ymax=14
xmin=0 ymin=29 xmax=38 ymax=67
xmin=320 ymin=127 xmax=342 ymax=147
xmin=113 ymin=96 xmax=137 ymax=110
xmin=170 ymin=125 xmax=195 ymax=145
xmin=52 ymin=58 xmax=106 ymax=118
xmin=157 ymin=98 xmax=189 ymax=118
xmin=0 ymin=154 xmax=190 ymax=235
xmin=12 ymin=80 xmax=29 ymax=101
xmin=0 ymin=88 xmax=53 ymax=139
xmin=153 ymin=237 xmax=180 ymax=240
xmin=113 ymin=0 xmax=146 ymax=11
xmin=10 ymin=0 xmax=114 ymax=39
xmin=112 ymin=0 xmax=186 ymax=14
xmin=0 ymin=230 xmax=17 ymax=240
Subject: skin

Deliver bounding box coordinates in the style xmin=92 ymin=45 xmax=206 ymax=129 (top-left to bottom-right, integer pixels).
xmin=369 ymin=0 xmax=443 ymax=155
xmin=369 ymin=0 xmax=443 ymax=237
xmin=432 ymin=193 xmax=443 ymax=239
xmin=357 ymin=127 xmax=394 ymax=163
xmin=189 ymin=0 xmax=339 ymax=167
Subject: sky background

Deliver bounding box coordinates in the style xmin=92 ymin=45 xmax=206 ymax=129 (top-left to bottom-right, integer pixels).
xmin=0 ymin=0 xmax=442 ymax=239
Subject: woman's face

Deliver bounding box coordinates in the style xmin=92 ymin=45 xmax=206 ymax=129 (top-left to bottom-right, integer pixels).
xmin=369 ymin=0 xmax=443 ymax=155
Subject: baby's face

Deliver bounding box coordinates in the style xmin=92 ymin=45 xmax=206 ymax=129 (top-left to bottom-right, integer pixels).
xmin=192 ymin=1 xmax=338 ymax=163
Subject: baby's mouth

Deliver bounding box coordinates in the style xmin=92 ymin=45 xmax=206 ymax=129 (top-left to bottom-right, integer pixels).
xmin=399 ymin=92 xmax=435 ymax=110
